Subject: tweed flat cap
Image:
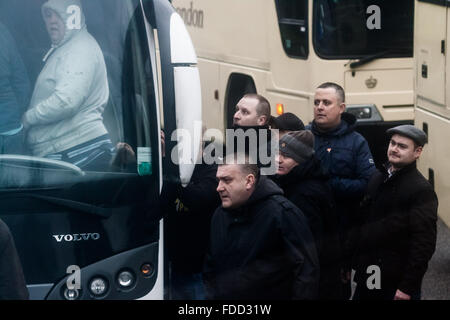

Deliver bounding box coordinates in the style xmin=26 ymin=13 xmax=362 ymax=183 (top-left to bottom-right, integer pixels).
xmin=386 ymin=125 xmax=428 ymax=146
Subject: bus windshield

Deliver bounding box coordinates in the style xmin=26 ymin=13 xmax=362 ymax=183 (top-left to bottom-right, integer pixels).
xmin=0 ymin=0 xmax=162 ymax=297
xmin=0 ymin=0 xmax=158 ymax=187
xmin=313 ymin=0 xmax=414 ymax=59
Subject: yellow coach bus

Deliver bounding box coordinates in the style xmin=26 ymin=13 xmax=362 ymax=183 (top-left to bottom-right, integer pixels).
xmin=414 ymin=0 xmax=450 ymax=227
xmin=171 ymin=0 xmax=415 ymax=165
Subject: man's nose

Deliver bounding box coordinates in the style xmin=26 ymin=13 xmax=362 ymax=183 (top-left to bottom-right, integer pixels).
xmin=216 ymin=181 xmax=223 ymax=192
xmin=275 ymin=155 xmax=281 ymax=164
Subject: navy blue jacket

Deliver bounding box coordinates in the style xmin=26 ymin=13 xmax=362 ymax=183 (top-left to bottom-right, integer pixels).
xmin=307 ymin=113 xmax=375 ymax=231
xmin=0 ymin=22 xmax=30 ymax=133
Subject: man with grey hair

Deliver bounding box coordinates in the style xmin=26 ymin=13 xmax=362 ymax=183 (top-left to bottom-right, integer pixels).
xmin=203 ymin=153 xmax=319 ymax=300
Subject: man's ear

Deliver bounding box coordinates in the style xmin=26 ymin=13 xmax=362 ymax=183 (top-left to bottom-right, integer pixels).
xmin=257 ymin=115 xmax=267 ymax=126
xmin=245 ymin=174 xmax=256 ymax=190
xmin=339 ymin=102 xmax=346 ymax=115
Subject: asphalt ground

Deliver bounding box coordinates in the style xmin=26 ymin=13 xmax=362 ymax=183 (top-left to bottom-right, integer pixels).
xmin=422 ymin=218 xmax=450 ymax=300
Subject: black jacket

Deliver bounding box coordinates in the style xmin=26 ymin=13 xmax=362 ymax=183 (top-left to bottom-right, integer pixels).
xmin=166 ymin=162 xmax=221 ymax=273
xmin=203 ymin=176 xmax=319 ymax=300
xmin=351 ymin=162 xmax=438 ymax=296
xmin=0 ymin=219 xmax=29 ymax=299
xmin=272 ymin=156 xmax=342 ymax=299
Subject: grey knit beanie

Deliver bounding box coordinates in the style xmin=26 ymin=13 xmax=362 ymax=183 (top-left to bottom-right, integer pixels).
xmin=279 ymin=130 xmax=315 ymax=164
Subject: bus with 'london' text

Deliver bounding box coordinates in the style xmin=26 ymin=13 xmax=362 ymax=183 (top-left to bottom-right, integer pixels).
xmin=0 ymin=0 xmax=201 ymax=299
xmin=414 ymin=0 xmax=450 ymax=228
xmin=172 ymin=0 xmax=415 ymax=166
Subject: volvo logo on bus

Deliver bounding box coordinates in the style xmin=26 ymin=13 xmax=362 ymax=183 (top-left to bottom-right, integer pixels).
xmin=53 ymin=233 xmax=101 ymax=242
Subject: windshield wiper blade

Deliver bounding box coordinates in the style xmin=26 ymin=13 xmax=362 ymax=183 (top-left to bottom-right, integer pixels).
xmin=348 ymin=50 xmax=390 ymax=69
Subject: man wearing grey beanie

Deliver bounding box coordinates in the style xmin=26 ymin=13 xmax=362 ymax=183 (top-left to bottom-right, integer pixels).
xmin=273 ymin=130 xmax=342 ymax=299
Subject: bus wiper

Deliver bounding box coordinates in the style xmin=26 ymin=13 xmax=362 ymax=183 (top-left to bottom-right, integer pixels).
xmin=346 ymin=50 xmax=390 ymax=69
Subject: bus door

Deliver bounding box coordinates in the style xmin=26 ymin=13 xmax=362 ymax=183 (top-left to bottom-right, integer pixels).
xmin=414 ymin=0 xmax=450 ymax=227
xmin=0 ymin=0 xmax=200 ymax=300
xmin=415 ymin=0 xmax=447 ymax=115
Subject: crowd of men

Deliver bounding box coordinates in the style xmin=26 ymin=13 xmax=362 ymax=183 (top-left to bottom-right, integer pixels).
xmin=0 ymin=81 xmax=438 ymax=300
xmin=167 ymin=82 xmax=438 ymax=301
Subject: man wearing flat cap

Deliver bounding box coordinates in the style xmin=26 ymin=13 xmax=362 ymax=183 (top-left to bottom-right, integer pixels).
xmin=351 ymin=125 xmax=438 ymax=300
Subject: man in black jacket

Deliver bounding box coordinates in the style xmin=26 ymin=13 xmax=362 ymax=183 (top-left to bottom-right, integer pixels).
xmin=273 ymin=130 xmax=342 ymax=299
xmin=0 ymin=218 xmax=29 ymax=299
xmin=203 ymin=154 xmax=319 ymax=300
xmin=352 ymin=125 xmax=438 ymax=300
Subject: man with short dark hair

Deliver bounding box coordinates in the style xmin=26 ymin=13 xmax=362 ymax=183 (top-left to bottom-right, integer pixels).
xmin=351 ymin=125 xmax=438 ymax=300
xmin=203 ymin=154 xmax=319 ymax=300
xmin=233 ymin=94 xmax=271 ymax=127
xmin=307 ymin=82 xmax=375 ymax=298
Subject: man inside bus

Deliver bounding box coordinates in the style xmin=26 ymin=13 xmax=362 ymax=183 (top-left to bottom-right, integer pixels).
xmin=22 ymin=0 xmax=113 ymax=170
xmin=306 ymin=82 xmax=375 ymax=299
xmin=203 ymin=152 xmax=319 ymax=300
xmin=0 ymin=218 xmax=29 ymax=299
xmin=0 ymin=22 xmax=30 ymax=154
xmin=269 ymin=112 xmax=305 ymax=139
xmin=351 ymin=125 xmax=438 ymax=300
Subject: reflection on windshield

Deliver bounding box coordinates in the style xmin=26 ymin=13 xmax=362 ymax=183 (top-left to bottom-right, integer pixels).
xmin=314 ymin=0 xmax=414 ymax=59
xmin=0 ymin=0 xmax=156 ymax=187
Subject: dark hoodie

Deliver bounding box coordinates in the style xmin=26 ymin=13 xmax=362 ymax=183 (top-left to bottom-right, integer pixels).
xmin=272 ymin=156 xmax=343 ymax=299
xmin=203 ymin=176 xmax=319 ymax=300
xmin=307 ymin=113 xmax=375 ymax=235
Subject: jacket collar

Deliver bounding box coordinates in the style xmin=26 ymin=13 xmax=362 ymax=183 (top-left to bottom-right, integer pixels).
xmin=310 ymin=112 xmax=357 ymax=137
xmin=382 ymin=161 xmax=417 ymax=182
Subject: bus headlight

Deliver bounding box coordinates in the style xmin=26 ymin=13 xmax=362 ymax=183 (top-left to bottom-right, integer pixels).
xmin=346 ymin=104 xmax=383 ymax=122
xmin=63 ymin=288 xmax=80 ymax=300
xmin=89 ymin=277 xmax=108 ymax=297
xmin=117 ymin=270 xmax=135 ymax=288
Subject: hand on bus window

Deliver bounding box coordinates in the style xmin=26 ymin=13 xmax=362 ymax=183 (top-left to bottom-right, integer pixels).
xmin=110 ymin=142 xmax=136 ymax=172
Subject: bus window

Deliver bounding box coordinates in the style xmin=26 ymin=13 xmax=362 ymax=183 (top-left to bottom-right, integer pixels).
xmin=275 ymin=0 xmax=309 ymax=59
xmin=313 ymin=0 xmax=414 ymax=59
